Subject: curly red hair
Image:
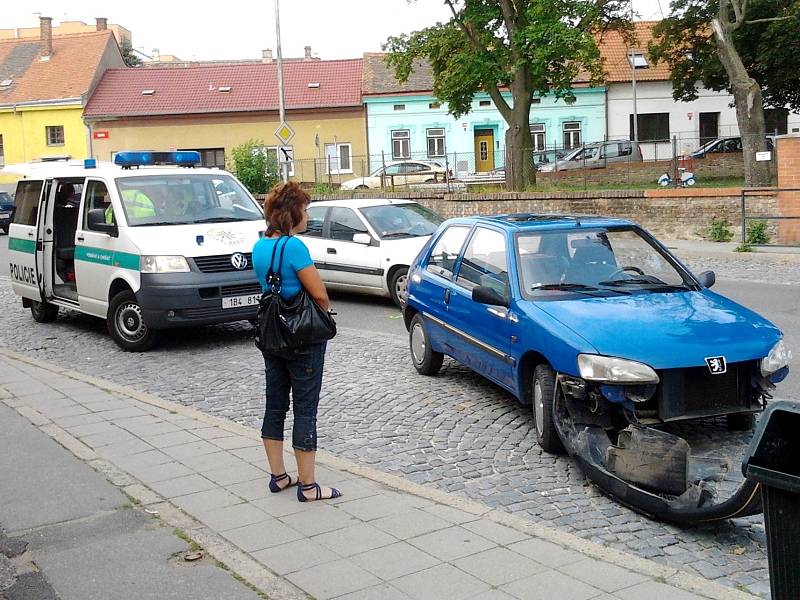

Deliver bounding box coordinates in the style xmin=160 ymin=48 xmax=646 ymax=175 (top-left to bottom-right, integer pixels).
xmin=264 ymin=181 xmax=310 ymax=235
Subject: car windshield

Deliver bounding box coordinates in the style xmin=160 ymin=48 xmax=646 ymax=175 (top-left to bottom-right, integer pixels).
xmin=360 ymin=203 xmax=443 ymax=239
xmin=116 ymin=174 xmax=262 ymax=226
xmin=0 ymin=192 xmax=12 ymax=205
xmin=517 ymin=227 xmax=693 ymax=297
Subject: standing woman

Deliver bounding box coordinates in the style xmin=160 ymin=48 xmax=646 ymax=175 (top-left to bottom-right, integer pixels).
xmin=252 ymin=182 xmax=341 ymax=502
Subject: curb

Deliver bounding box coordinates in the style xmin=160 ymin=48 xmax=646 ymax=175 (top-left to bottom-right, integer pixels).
xmin=0 ymin=347 xmax=755 ymax=600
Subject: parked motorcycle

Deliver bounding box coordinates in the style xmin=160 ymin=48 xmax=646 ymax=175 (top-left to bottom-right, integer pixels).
xmin=658 ymin=168 xmax=696 ymax=187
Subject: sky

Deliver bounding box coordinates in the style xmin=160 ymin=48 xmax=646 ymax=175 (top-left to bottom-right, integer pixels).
xmin=4 ymin=0 xmax=670 ymax=62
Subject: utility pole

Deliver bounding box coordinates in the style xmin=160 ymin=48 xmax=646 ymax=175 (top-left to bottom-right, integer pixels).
xmin=275 ymin=0 xmax=288 ymax=183
xmin=630 ymin=0 xmax=639 ymax=145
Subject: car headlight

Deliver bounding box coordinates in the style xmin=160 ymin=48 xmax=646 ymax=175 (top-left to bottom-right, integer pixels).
xmin=140 ymin=255 xmax=190 ymax=273
xmin=761 ymin=339 xmax=792 ymax=376
xmin=577 ymin=354 xmax=660 ymax=384
xmin=538 ymin=164 xmax=554 ymax=173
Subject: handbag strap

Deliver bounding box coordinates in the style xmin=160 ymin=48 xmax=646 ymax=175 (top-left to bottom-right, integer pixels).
xmin=265 ymin=235 xmax=291 ymax=293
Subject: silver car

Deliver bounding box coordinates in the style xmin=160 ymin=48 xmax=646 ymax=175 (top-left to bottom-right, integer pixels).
xmin=539 ymin=141 xmax=643 ymax=172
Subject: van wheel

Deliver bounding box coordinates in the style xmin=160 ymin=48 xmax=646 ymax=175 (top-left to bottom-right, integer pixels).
xmin=389 ymin=267 xmax=409 ymax=308
xmin=531 ymin=364 xmax=565 ymax=454
xmin=108 ymin=290 xmax=158 ymax=352
xmin=409 ymin=313 xmax=443 ymax=375
xmin=30 ymin=300 xmax=59 ymax=323
xmin=726 ymin=413 xmax=755 ymax=431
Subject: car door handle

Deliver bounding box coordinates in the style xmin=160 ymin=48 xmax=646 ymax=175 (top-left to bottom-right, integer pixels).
xmin=327 ymin=248 xmax=337 ymax=255
xmin=444 ymin=289 xmax=451 ymax=304
xmin=27 ymin=231 xmax=34 ymax=237
xmin=77 ymin=236 xmax=85 ymax=242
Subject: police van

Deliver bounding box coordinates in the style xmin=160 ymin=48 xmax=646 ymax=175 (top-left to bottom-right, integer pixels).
xmin=5 ymin=151 xmax=265 ymax=351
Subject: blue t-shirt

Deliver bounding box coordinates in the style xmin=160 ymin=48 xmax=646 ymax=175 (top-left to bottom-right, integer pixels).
xmin=252 ymin=235 xmax=314 ymax=299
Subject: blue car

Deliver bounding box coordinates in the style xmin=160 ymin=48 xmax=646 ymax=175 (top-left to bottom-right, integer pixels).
xmin=404 ymin=214 xmax=791 ymax=522
xmin=0 ymin=191 xmax=14 ymax=234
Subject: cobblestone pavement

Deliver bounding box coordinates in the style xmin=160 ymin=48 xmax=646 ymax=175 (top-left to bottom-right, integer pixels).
xmin=0 ymin=281 xmax=781 ymax=597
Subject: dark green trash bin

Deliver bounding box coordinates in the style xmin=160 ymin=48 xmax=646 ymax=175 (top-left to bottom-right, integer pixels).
xmin=742 ymin=401 xmax=800 ymax=600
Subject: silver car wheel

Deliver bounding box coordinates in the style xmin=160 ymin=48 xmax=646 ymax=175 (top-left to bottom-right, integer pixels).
xmin=534 ymin=379 xmax=545 ymax=437
xmin=116 ymin=302 xmax=147 ymax=342
xmin=411 ymin=321 xmax=427 ymax=364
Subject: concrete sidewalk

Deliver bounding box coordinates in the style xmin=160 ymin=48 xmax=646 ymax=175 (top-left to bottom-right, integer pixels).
xmin=0 ymin=349 xmax=752 ymax=600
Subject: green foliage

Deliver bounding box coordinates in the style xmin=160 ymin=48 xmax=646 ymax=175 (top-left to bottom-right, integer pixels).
xmin=735 ymin=242 xmax=753 ymax=252
xmin=311 ymin=182 xmax=337 ymax=195
xmin=746 ymin=220 xmax=770 ymax=244
xmin=649 ymin=0 xmax=800 ymax=111
xmin=708 ymin=218 xmax=734 ymax=242
xmin=120 ymin=41 xmax=142 ymax=68
xmin=228 ymin=140 xmax=279 ymax=195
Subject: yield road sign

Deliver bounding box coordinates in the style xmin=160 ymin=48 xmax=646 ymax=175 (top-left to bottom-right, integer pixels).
xmin=274 ymin=122 xmax=295 ymax=145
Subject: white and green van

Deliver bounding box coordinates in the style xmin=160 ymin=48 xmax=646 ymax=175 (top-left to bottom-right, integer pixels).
xmin=5 ymin=152 xmax=265 ymax=351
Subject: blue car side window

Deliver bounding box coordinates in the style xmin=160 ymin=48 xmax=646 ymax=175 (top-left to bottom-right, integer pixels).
xmin=456 ymin=227 xmax=509 ymax=296
xmin=426 ymin=226 xmax=470 ymax=279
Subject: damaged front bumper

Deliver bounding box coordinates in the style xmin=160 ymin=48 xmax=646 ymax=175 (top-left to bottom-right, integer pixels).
xmin=552 ymin=365 xmax=786 ymax=524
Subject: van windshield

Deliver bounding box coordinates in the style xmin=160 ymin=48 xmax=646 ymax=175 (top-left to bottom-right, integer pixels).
xmin=115 ymin=174 xmax=262 ymax=226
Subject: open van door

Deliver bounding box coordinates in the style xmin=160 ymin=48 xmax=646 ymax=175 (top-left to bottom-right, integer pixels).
xmin=7 ymin=179 xmax=48 ymax=302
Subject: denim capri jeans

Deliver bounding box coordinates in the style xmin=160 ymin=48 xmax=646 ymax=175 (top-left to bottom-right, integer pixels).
xmin=260 ymin=342 xmax=326 ymax=451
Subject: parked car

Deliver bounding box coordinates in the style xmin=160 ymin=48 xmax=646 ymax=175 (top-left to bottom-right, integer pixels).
xmin=689 ymin=136 xmax=774 ymax=159
xmin=0 ymin=191 xmax=14 ymax=234
xmin=298 ymin=199 xmax=443 ymax=306
xmin=403 ymin=214 xmax=790 ymax=522
xmin=340 ymin=161 xmax=447 ymax=190
xmin=538 ymin=141 xmax=642 ymax=172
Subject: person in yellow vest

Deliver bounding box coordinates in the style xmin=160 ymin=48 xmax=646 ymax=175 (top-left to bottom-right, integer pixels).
xmin=105 ymin=189 xmax=156 ymax=224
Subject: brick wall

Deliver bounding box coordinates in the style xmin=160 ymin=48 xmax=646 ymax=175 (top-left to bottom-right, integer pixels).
xmin=777 ymin=136 xmax=800 ymax=244
xmin=310 ymin=188 xmax=778 ymax=240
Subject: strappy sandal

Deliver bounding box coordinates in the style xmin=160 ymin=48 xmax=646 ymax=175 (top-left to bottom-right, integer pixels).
xmin=297 ymin=481 xmax=342 ymax=502
xmin=268 ymin=472 xmax=297 ymax=493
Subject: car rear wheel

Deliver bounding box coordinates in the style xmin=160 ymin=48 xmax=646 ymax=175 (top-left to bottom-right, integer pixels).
xmin=355 ymin=184 xmax=369 ymax=190
xmin=409 ymin=313 xmax=443 ymax=375
xmin=0 ymin=226 xmax=7 ymax=235
xmin=30 ymin=300 xmax=59 ymax=323
xmin=726 ymin=412 xmax=755 ymax=431
xmin=389 ymin=267 xmax=409 ymax=308
xmin=108 ymin=290 xmax=159 ymax=352
xmin=532 ymin=364 xmax=565 ymax=454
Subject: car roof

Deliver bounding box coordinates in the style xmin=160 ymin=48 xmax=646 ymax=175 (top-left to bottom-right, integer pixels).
xmin=443 ymin=213 xmax=636 ymax=231
xmin=1 ymin=161 xmax=231 ymax=180
xmin=310 ymin=198 xmax=417 ymax=209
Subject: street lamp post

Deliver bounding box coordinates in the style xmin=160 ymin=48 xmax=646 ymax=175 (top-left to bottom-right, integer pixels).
xmin=630 ymin=0 xmax=639 ymax=145
xmin=275 ymin=0 xmax=288 ymax=183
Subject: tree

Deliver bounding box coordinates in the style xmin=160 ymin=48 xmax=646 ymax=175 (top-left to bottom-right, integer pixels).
xmin=120 ymin=41 xmax=142 ymax=68
xmin=228 ymin=140 xmax=280 ymax=195
xmin=384 ymin=0 xmax=630 ymax=190
xmin=649 ymin=0 xmax=799 ymax=187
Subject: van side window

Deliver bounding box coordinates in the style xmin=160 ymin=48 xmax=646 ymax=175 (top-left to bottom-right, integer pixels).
xmin=13 ymin=180 xmax=43 ymax=226
xmin=426 ymin=225 xmax=470 ymax=279
xmin=83 ymin=181 xmax=113 ymax=227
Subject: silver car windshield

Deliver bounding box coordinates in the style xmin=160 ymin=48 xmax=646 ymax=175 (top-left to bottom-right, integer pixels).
xmin=116 ymin=174 xmax=262 ymax=226
xmin=360 ymin=203 xmax=443 ymax=239
xmin=517 ymin=228 xmax=692 ymax=296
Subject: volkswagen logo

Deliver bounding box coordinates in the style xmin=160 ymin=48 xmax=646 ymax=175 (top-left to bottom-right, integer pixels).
xmin=230 ymin=253 xmax=248 ymax=270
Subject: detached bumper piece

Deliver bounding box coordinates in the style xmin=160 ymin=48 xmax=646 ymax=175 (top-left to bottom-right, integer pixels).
xmin=554 ymin=389 xmax=762 ymax=524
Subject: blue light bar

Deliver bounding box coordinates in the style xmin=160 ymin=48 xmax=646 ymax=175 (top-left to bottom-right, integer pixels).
xmin=113 ymin=151 xmax=201 ymax=168
xmin=84 ymin=158 xmax=97 ymax=169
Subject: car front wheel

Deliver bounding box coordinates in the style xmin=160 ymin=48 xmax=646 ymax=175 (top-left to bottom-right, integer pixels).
xmin=531 ymin=364 xmax=565 ymax=454
xmin=108 ymin=290 xmax=159 ymax=352
xmin=409 ymin=313 xmax=443 ymax=375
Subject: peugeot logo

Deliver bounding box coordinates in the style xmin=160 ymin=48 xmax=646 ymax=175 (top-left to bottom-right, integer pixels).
xmin=230 ymin=252 xmax=248 ymax=270
xmin=705 ymin=356 xmax=727 ymax=375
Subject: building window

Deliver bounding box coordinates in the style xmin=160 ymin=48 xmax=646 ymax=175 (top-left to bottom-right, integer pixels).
xmin=393 ymin=104 xmax=406 ymax=111
xmin=391 ymin=130 xmax=410 ymax=159
xmin=529 ymin=124 xmax=546 ymax=151
xmin=324 ymin=142 xmax=352 ymax=173
xmin=629 ymin=113 xmax=670 ymax=142
xmin=532 ymin=98 xmax=541 ymax=104
xmin=182 ymin=148 xmax=225 ymax=168
xmin=563 ymin=122 xmax=582 ymax=149
xmin=0 ymin=134 xmax=4 ymax=167
xmin=46 ymin=125 xmax=65 ymax=146
xmin=478 ymin=100 xmax=491 ymax=107
xmin=764 ymin=108 xmax=789 ymax=135
xmin=429 ymin=102 xmax=441 ymax=109
xmin=427 ymin=128 xmax=445 ymax=157
xmin=628 ymin=53 xmax=649 ymax=69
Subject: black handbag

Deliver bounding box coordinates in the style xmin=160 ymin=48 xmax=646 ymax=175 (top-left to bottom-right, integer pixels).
xmin=254 ymin=236 xmax=336 ymax=354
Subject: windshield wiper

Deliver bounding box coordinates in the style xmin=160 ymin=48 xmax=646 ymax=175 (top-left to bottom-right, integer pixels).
xmin=381 ymin=232 xmax=418 ymax=239
xmin=136 ymin=221 xmax=193 ymax=226
xmin=600 ymin=277 xmax=690 ymax=290
xmin=530 ymin=282 xmax=631 ymax=296
xmin=193 ymin=217 xmax=243 ymax=223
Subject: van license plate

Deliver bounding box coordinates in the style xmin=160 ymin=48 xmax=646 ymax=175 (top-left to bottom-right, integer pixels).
xmin=0 ymin=212 xmax=9 ymax=218
xmin=222 ymin=294 xmax=260 ymax=309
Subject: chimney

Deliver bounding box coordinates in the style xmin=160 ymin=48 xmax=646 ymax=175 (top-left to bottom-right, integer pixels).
xmin=39 ymin=16 xmax=53 ymax=59
xmin=152 ymin=48 xmax=160 ymax=61
xmin=304 ymin=45 xmax=312 ymax=60
xmin=96 ymin=18 xmax=108 ymax=31
xmin=262 ymin=49 xmax=273 ymax=63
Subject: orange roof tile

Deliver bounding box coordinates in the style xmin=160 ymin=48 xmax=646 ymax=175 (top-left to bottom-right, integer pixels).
xmin=0 ymin=30 xmax=120 ymax=105
xmin=599 ymin=21 xmax=671 ymax=83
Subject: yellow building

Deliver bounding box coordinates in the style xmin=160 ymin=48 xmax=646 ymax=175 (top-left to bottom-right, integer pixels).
xmin=84 ymin=58 xmax=368 ymax=184
xmin=0 ymin=18 xmax=125 ymax=183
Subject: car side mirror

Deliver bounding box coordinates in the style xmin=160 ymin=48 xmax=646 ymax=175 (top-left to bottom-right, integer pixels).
xmin=352 ymin=233 xmax=372 ymax=245
xmin=697 ymin=270 xmax=715 ymax=288
xmin=87 ymin=208 xmax=119 ymax=237
xmin=472 ymin=285 xmax=509 ymax=308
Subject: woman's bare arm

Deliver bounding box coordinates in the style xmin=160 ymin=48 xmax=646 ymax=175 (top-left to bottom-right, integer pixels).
xmin=296 ymin=264 xmax=330 ymax=311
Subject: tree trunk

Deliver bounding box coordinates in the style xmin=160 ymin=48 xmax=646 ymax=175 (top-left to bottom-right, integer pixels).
xmin=505 ymin=101 xmax=536 ymax=191
xmin=711 ymin=16 xmax=772 ymax=187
